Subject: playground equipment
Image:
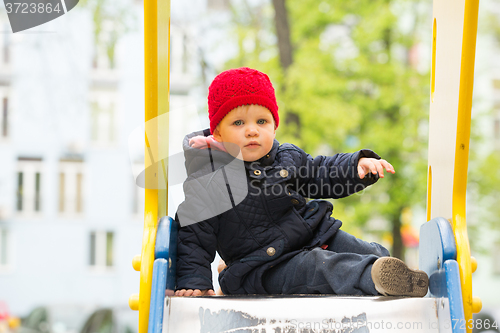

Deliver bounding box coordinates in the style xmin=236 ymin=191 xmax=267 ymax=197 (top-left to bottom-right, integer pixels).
xmin=129 ymin=0 xmax=483 ymax=331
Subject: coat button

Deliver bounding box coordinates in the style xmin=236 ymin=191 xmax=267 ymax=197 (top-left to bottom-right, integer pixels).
xmin=279 ymin=169 xmax=288 ymax=178
xmin=291 ymin=199 xmax=299 ymax=205
xmin=254 ymin=170 xmax=261 ymax=176
xmin=266 ymin=247 xmax=276 ymax=256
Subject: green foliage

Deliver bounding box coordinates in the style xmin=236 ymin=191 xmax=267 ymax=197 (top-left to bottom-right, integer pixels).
xmin=79 ymin=0 xmax=138 ymax=68
xmin=225 ymin=0 xmax=431 ymax=258
xmin=480 ymin=10 xmax=500 ymax=45
xmin=467 ymin=114 xmax=500 ymax=253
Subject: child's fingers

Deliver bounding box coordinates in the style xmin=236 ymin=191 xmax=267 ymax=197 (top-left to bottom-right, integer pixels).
xmin=217 ymin=259 xmax=227 ymax=273
xmin=359 ymin=158 xmax=395 ymax=179
xmin=175 ymin=289 xmax=187 ymax=296
xmin=184 ymin=289 xmax=195 ymax=296
xmin=175 ymin=289 xmax=214 ymax=297
xmin=358 ymin=160 xmax=377 ymax=179
xmin=357 ymin=165 xmax=366 ymax=179
xmin=365 ymin=160 xmax=378 ymax=176
xmin=375 ymin=161 xmax=384 ymax=178
xmin=381 ymin=159 xmax=395 ymax=173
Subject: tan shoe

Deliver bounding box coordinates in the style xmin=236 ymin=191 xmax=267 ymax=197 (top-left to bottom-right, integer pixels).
xmin=371 ymin=257 xmax=429 ymax=297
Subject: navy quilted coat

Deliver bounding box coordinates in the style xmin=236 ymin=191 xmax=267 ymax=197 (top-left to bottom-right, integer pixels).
xmin=175 ymin=129 xmax=380 ymax=294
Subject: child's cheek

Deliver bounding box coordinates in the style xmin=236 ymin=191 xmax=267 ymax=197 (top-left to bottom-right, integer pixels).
xmin=223 ymin=142 xmax=243 ymax=160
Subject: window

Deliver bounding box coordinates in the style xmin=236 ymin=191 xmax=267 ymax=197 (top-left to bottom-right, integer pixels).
xmin=170 ymin=27 xmax=192 ymax=77
xmin=0 ymin=227 xmax=9 ymax=268
xmin=59 ymin=159 xmax=84 ymax=215
xmin=132 ymin=163 xmax=145 ymax=217
xmin=92 ymin=45 xmax=114 ymax=70
xmin=90 ymin=93 xmax=116 ymax=146
xmin=132 ymin=182 xmax=145 ymax=217
xmin=0 ymin=89 xmax=9 ymax=139
xmin=182 ymin=33 xmax=188 ymax=74
xmin=16 ymin=158 xmax=42 ymax=215
xmin=89 ymin=231 xmax=114 ymax=269
xmin=1 ymin=23 xmax=9 ymax=64
xmin=2 ymin=97 xmax=7 ymax=138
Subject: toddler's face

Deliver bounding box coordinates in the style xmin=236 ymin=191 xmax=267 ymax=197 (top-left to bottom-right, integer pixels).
xmin=213 ymin=105 xmax=276 ymax=162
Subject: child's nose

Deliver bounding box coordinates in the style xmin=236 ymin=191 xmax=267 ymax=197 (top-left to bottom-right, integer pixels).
xmin=246 ymin=125 xmax=259 ymax=136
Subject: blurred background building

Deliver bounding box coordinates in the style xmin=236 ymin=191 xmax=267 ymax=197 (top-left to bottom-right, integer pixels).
xmin=0 ymin=0 xmax=212 ymax=320
xmin=0 ymin=0 xmax=146 ymax=317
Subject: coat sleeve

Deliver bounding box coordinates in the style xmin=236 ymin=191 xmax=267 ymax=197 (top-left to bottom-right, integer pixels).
xmin=294 ymin=147 xmax=381 ymax=199
xmin=175 ymin=213 xmax=217 ymax=291
xmin=175 ymin=173 xmax=220 ymax=291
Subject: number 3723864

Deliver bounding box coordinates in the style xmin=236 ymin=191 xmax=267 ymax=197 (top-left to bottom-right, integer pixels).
xmin=6 ymin=2 xmax=62 ymax=14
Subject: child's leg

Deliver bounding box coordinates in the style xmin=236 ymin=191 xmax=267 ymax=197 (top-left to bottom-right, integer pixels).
xmin=323 ymin=229 xmax=390 ymax=257
xmin=263 ymin=248 xmax=379 ymax=295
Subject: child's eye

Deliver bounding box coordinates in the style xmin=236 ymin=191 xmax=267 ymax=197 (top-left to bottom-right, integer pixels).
xmin=233 ymin=120 xmax=243 ymax=126
xmin=257 ymin=119 xmax=267 ymax=125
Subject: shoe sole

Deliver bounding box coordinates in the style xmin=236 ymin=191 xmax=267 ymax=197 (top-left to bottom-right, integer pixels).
xmin=372 ymin=257 xmax=429 ymax=297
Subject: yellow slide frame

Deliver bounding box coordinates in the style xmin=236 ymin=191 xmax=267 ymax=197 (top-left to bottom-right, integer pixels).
xmin=129 ymin=1 xmax=170 ymax=333
xmin=452 ymin=0 xmax=482 ymax=328
xmin=427 ymin=0 xmax=482 ymax=330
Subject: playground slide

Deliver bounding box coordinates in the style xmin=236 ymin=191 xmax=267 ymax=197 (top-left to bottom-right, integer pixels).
xmin=129 ymin=0 xmax=483 ymax=332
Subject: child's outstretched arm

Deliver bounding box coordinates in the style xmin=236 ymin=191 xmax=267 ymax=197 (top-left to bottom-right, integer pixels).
xmin=291 ymin=146 xmax=388 ymax=199
xmin=357 ymin=157 xmax=395 ymax=179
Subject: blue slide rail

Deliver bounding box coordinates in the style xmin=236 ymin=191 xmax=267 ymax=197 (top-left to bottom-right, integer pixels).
xmin=147 ymin=217 xmax=178 ymax=333
xmin=420 ymin=216 xmax=466 ymax=333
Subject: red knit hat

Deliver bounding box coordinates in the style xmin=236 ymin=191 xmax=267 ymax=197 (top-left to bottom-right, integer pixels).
xmin=208 ymin=67 xmax=279 ymax=134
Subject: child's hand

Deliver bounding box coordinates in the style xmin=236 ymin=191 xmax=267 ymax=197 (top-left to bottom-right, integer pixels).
xmin=217 ymin=258 xmax=227 ymax=273
xmin=174 ymin=289 xmax=216 ymax=296
xmin=358 ymin=158 xmax=395 ymax=179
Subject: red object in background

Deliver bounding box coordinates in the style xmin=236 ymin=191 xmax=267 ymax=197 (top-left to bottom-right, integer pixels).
xmin=401 ymin=225 xmax=420 ymax=248
xmin=0 ymin=301 xmax=10 ymax=320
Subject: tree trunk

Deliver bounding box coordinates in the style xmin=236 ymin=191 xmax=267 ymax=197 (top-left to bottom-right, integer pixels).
xmin=271 ymin=0 xmax=301 ymax=135
xmin=391 ymin=210 xmax=405 ymax=260
xmin=272 ymin=0 xmax=293 ymax=70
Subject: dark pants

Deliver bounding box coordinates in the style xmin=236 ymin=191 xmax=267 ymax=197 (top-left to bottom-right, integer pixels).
xmin=262 ymin=230 xmax=390 ymax=295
